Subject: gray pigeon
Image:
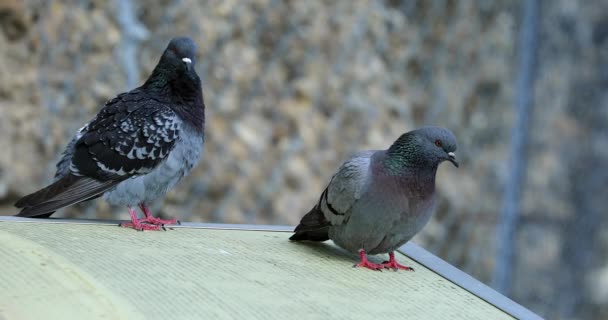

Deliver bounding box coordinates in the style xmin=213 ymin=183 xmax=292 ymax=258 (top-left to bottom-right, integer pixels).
xmin=14 ymin=37 xmax=205 ymax=231
xmin=290 ymin=126 xmax=458 ymax=270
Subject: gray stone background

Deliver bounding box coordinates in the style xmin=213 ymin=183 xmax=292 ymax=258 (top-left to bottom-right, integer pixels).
xmin=1 ymin=1 xmax=607 ymax=319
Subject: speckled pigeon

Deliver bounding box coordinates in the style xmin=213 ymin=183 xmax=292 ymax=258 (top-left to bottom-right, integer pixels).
xmin=14 ymin=37 xmax=205 ymax=231
xmin=290 ymin=127 xmax=458 ymax=270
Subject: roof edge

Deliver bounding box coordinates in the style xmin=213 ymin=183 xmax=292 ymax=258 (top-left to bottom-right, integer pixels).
xmin=0 ymin=216 xmax=541 ymax=319
xmin=399 ymin=242 xmax=542 ymax=320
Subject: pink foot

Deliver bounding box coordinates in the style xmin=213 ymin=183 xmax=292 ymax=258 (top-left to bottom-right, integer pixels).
xmin=353 ymin=249 xmax=383 ymax=271
xmin=380 ymin=252 xmax=415 ymax=271
xmin=120 ymin=220 xmax=162 ymax=231
xmin=139 ymin=204 xmax=179 ymax=226
xmin=140 ymin=216 xmax=178 ymax=225
xmin=119 ymin=206 xmax=177 ymax=231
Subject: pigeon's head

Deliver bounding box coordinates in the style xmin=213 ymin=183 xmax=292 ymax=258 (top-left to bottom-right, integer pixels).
xmin=146 ymin=37 xmax=201 ymax=90
xmin=162 ymin=37 xmax=198 ymax=74
xmin=388 ymin=126 xmax=459 ymax=169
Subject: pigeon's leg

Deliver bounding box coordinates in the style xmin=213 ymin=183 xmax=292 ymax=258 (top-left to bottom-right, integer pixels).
xmin=120 ymin=207 xmax=162 ymax=231
xmin=381 ymin=252 xmax=415 ymax=271
xmin=353 ymin=249 xmax=383 ymax=271
xmin=139 ymin=204 xmax=178 ymax=226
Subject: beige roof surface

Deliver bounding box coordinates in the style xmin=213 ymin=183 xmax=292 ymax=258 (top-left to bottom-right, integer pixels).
xmin=0 ymin=217 xmax=517 ymax=320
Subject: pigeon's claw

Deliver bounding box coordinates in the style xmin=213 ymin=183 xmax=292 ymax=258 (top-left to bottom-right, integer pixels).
xmin=119 ymin=206 xmax=171 ymax=231
xmin=119 ymin=221 xmax=162 ymax=231
xmin=354 ymin=260 xmax=384 ymax=271
xmin=139 ymin=204 xmax=178 ymax=226
xmin=353 ymin=249 xmax=384 ymax=271
xmin=380 ymin=252 xmax=415 ymax=272
xmin=381 ymin=261 xmax=414 ymax=271
xmin=141 ymin=216 xmax=177 ymax=226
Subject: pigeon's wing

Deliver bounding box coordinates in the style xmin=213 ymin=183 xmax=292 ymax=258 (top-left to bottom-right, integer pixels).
xmin=54 ymin=124 xmax=88 ymax=181
xmin=15 ymin=91 xmax=182 ymax=217
xmin=71 ymin=91 xmax=181 ymax=179
xmin=321 ymin=151 xmax=374 ymax=226
xmin=290 ymin=151 xmax=373 ymax=241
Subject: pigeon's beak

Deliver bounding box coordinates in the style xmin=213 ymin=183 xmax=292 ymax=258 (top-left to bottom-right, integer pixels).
xmin=182 ymin=57 xmax=193 ymax=71
xmin=447 ymin=152 xmax=459 ymax=168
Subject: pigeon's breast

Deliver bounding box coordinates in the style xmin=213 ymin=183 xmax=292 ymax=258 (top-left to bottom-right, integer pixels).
xmin=370 ymin=193 xmax=437 ymax=253
xmin=104 ymin=124 xmax=204 ymax=206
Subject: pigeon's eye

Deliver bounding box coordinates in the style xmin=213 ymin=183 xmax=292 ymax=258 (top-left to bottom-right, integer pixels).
xmin=434 ymin=139 xmax=442 ymax=147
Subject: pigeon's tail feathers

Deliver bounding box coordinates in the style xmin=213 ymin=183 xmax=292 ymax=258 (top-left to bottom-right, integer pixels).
xmin=14 ymin=174 xmax=122 ymax=218
xmin=289 ymin=227 xmax=330 ymax=242
xmin=289 ymin=206 xmax=330 ymax=242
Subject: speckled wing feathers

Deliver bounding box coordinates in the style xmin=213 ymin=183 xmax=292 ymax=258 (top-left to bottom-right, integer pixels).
xmin=71 ymin=91 xmax=180 ymax=180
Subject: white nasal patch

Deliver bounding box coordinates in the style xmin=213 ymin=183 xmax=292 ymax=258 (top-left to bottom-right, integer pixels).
xmin=182 ymin=57 xmax=192 ymax=63
xmin=448 ymin=152 xmax=455 ymax=157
